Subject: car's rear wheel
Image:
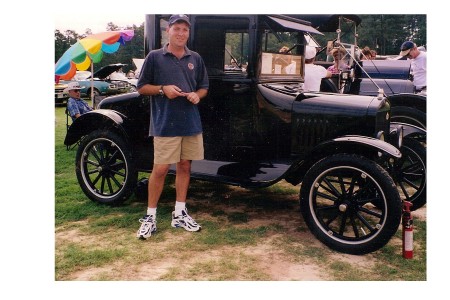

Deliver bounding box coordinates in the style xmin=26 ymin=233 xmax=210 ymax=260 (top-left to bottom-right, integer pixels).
xmin=300 ymin=154 xmax=402 ymax=255
xmin=75 ymin=129 xmax=137 ymax=205
xmin=390 ymin=138 xmax=426 ymax=210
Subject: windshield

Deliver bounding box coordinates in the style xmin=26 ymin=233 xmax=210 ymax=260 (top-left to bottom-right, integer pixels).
xmin=261 ymin=52 xmax=302 ymax=75
xmin=259 ymin=27 xmax=305 ymax=78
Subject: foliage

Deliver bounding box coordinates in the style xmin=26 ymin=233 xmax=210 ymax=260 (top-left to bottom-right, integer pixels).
xmin=357 ymin=15 xmax=426 ymax=55
xmin=307 ymin=14 xmax=426 ymax=56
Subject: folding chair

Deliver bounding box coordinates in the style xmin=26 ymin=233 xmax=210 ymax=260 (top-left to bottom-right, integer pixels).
xmin=65 ymin=106 xmax=79 ymax=151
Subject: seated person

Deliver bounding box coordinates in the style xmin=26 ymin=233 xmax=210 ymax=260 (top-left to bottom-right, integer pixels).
xmin=327 ymin=48 xmax=349 ymax=74
xmin=65 ymin=82 xmax=92 ymax=121
xmin=303 ymin=46 xmax=332 ymax=92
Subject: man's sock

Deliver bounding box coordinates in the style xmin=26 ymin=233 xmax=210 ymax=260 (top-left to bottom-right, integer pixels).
xmin=175 ymin=201 xmax=186 ymax=215
xmin=147 ymin=207 xmax=157 ymax=217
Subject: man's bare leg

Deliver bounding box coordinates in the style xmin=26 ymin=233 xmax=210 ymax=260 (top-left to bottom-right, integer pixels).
xmin=148 ymin=163 xmax=170 ymax=208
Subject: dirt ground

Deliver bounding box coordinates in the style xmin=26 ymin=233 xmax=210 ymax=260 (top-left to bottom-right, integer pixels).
xmin=56 ymin=181 xmax=427 ymax=281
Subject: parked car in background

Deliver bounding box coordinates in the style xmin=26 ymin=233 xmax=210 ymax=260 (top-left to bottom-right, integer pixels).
xmin=55 ymin=82 xmax=68 ymax=104
xmin=110 ymin=59 xmax=145 ymax=92
xmin=109 ymin=68 xmax=138 ymax=92
xmin=65 ymin=14 xmax=426 ymax=255
xmin=61 ymin=64 xmax=132 ymax=98
xmin=293 ymin=14 xmax=426 ymax=129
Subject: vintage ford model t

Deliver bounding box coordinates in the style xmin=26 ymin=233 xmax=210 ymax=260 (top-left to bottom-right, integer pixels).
xmin=64 ymin=14 xmax=426 ymax=254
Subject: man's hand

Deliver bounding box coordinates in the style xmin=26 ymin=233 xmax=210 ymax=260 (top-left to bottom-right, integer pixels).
xmin=181 ymin=91 xmax=200 ymax=104
xmin=162 ymin=85 xmax=185 ymax=99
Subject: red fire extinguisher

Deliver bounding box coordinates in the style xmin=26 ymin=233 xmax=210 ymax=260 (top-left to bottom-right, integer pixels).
xmin=402 ymin=201 xmax=413 ymax=259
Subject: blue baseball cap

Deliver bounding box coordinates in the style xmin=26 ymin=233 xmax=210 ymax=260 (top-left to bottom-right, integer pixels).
xmin=400 ymin=41 xmax=415 ymax=56
xmin=168 ymin=14 xmax=190 ymax=27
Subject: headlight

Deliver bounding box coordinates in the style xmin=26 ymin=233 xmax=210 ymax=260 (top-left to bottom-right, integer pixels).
xmin=376 ymin=131 xmax=385 ymax=141
xmin=389 ymin=126 xmax=403 ymax=149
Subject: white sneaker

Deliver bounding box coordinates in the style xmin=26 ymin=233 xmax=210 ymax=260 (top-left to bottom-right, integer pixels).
xmin=136 ymin=215 xmax=157 ymax=239
xmin=171 ymin=209 xmax=201 ymax=232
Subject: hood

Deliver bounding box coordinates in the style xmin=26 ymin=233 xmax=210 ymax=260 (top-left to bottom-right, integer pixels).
xmin=93 ymin=63 xmax=127 ymax=80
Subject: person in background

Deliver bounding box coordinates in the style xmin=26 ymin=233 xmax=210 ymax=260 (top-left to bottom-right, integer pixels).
xmin=136 ymin=14 xmax=209 ymax=239
xmin=303 ymin=46 xmax=332 ymax=92
xmin=400 ymin=41 xmax=426 ymax=94
xmin=126 ymin=70 xmax=135 ymax=78
xmin=327 ymin=47 xmax=349 ymax=74
xmin=65 ymin=82 xmax=92 ymax=121
xmin=370 ymin=49 xmax=377 ymax=59
xmin=360 ymin=46 xmax=372 ymax=60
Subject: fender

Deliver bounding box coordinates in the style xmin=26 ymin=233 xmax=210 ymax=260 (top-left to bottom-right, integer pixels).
xmin=64 ymin=109 xmax=128 ymax=146
xmin=387 ymin=93 xmax=426 ymax=113
xmin=313 ymin=135 xmax=402 ymax=159
xmin=391 ymin=121 xmax=426 ymax=142
xmin=284 ymin=135 xmax=401 ymax=185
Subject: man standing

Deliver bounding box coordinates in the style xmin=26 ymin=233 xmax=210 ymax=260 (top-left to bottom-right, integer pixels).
xmin=400 ymin=41 xmax=427 ymax=95
xmin=65 ymin=82 xmax=92 ymax=121
xmin=136 ymin=14 xmax=209 ymax=239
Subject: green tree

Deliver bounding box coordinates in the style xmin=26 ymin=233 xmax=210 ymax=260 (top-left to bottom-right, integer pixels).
xmin=357 ymin=15 xmax=426 ymax=55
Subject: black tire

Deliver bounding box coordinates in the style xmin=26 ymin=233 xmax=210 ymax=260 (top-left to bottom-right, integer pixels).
xmin=391 ymin=106 xmax=426 ymax=129
xmin=300 ymin=154 xmax=402 ymax=255
xmin=391 ymin=138 xmax=426 ymax=210
xmin=75 ymin=129 xmax=137 ymax=205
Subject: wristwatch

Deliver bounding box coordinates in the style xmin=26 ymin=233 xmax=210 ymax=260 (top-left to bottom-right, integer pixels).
xmin=159 ymin=85 xmax=164 ymax=96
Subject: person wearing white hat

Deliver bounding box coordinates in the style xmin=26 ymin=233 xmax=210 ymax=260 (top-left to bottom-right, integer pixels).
xmin=65 ymin=82 xmax=92 ymax=120
xmin=303 ymin=46 xmax=332 ymax=92
xmin=400 ymin=41 xmax=426 ymax=94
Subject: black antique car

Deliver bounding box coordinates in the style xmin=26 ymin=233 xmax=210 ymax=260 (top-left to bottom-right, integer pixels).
xmin=64 ymin=14 xmax=426 ymax=255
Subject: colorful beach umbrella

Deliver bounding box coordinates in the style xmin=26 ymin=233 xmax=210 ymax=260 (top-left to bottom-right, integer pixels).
xmin=55 ymin=30 xmax=134 ymax=105
xmin=55 ymin=30 xmax=134 ymax=81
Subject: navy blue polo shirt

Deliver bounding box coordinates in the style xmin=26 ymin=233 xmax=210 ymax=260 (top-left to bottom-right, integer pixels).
xmin=137 ymin=44 xmax=209 ymax=137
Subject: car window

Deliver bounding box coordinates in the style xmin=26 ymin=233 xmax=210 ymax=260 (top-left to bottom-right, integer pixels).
xmin=159 ymin=18 xmax=169 ymax=46
xmin=261 ymin=52 xmax=302 ymax=75
xmin=259 ymin=28 xmax=304 ymax=78
xmin=224 ymin=31 xmax=249 ymax=74
xmin=194 ymin=16 xmax=250 ymax=76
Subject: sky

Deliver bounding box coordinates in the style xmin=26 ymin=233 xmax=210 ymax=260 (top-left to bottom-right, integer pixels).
xmin=55 ymin=13 xmax=145 ymax=34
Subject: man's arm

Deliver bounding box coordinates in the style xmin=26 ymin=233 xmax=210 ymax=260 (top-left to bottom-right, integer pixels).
xmin=137 ymin=84 xmax=161 ymax=96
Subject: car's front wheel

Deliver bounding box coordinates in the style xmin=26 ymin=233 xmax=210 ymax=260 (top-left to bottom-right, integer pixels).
xmin=75 ymin=129 xmax=137 ymax=205
xmin=300 ymin=154 xmax=402 ymax=255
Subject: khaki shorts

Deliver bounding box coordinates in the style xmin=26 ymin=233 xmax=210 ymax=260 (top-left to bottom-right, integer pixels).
xmin=153 ymin=134 xmax=204 ymax=164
